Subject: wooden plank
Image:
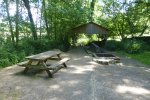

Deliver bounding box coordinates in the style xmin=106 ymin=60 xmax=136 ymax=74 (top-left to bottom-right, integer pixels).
xmin=51 ymin=66 xmax=63 ymax=74
xmin=26 ymin=50 xmax=61 ymax=61
xmin=47 ymin=57 xmax=60 ymax=60
xmin=18 ymin=61 xmax=28 ymax=66
xmin=48 ymin=58 xmax=70 ymax=69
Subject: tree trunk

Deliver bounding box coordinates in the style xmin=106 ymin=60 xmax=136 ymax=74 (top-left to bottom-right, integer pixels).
xmin=22 ymin=0 xmax=37 ymax=40
xmin=5 ymin=0 xmax=15 ymax=45
xmin=90 ymin=0 xmax=97 ymax=21
xmin=54 ymin=3 xmax=57 ymax=40
xmin=15 ymin=0 xmax=19 ymax=45
xmin=39 ymin=8 xmax=42 ymax=38
xmin=139 ymin=25 xmax=148 ymax=36
xmin=42 ymin=0 xmax=50 ymax=38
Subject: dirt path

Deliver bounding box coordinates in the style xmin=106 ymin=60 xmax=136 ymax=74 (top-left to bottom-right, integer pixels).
xmin=0 ymin=47 xmax=150 ymax=100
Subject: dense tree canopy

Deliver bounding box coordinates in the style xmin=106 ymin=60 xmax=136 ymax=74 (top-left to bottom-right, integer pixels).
xmin=0 ymin=0 xmax=149 ymax=43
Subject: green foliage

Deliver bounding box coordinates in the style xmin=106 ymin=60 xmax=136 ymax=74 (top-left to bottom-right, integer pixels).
xmin=0 ymin=59 xmax=10 ymax=68
xmin=0 ymin=36 xmax=71 ymax=68
xmin=122 ymin=39 xmax=144 ymax=54
xmin=15 ymin=51 xmax=26 ymax=62
xmin=128 ymin=51 xmax=150 ymax=67
xmin=0 ymin=48 xmax=18 ymax=68
xmin=105 ymin=39 xmax=149 ymax=54
xmin=8 ymin=54 xmax=18 ymax=64
xmin=0 ymin=37 xmax=4 ymax=45
xmin=17 ymin=39 xmax=35 ymax=55
xmin=126 ymin=41 xmax=141 ymax=54
xmin=105 ymin=40 xmax=121 ymax=51
xmin=28 ymin=39 xmax=49 ymax=53
xmin=117 ymin=51 xmax=150 ymax=67
xmin=116 ymin=38 xmax=150 ymax=66
xmin=101 ymin=0 xmax=150 ymax=39
xmin=58 ymin=36 xmax=71 ymax=52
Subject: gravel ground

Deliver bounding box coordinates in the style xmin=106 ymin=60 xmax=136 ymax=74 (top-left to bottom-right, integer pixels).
xmin=0 ymin=47 xmax=150 ymax=100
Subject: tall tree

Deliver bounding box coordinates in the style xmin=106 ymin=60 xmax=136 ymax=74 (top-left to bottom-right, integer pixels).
xmin=90 ymin=0 xmax=97 ymax=21
xmin=42 ymin=0 xmax=50 ymax=38
xmin=22 ymin=0 xmax=37 ymax=40
xmin=15 ymin=0 xmax=19 ymax=45
xmin=5 ymin=0 xmax=15 ymax=44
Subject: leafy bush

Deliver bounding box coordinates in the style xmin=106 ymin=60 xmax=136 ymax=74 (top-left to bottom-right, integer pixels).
xmin=16 ymin=51 xmax=26 ymax=62
xmin=122 ymin=40 xmax=142 ymax=54
xmin=105 ymin=40 xmax=121 ymax=51
xmin=8 ymin=53 xmax=18 ymax=64
xmin=17 ymin=39 xmax=35 ymax=55
xmin=0 ymin=36 xmax=71 ymax=68
xmin=59 ymin=37 xmax=70 ymax=52
xmin=28 ymin=39 xmax=48 ymax=53
xmin=0 ymin=37 xmax=4 ymax=45
xmin=0 ymin=58 xmax=10 ymax=68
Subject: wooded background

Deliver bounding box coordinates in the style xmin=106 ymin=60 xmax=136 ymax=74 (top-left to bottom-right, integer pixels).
xmin=0 ymin=0 xmax=149 ymax=67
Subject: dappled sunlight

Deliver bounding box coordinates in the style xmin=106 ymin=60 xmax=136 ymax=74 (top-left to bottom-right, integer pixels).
xmin=67 ymin=80 xmax=79 ymax=85
xmin=49 ymin=84 xmax=60 ymax=89
xmin=88 ymin=61 xmax=103 ymax=68
xmin=73 ymin=90 xmax=82 ymax=96
xmin=69 ymin=64 xmax=94 ymax=74
xmin=84 ymin=56 xmax=91 ymax=58
xmin=6 ymin=72 xmax=15 ymax=75
xmin=49 ymin=97 xmax=59 ymax=100
xmin=122 ymin=79 xmax=130 ymax=84
xmin=15 ymin=86 xmax=21 ymax=90
xmin=145 ymin=69 xmax=150 ymax=72
xmin=116 ymin=85 xmax=150 ymax=95
xmin=117 ymin=62 xmax=134 ymax=68
xmin=59 ymin=80 xmax=80 ymax=86
xmin=72 ymin=58 xmax=82 ymax=61
xmin=5 ymin=65 xmax=17 ymax=69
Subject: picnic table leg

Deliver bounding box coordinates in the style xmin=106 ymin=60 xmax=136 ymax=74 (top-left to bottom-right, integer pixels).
xmin=57 ymin=54 xmax=67 ymax=68
xmin=23 ymin=60 xmax=32 ymax=73
xmin=45 ymin=70 xmax=53 ymax=78
xmin=63 ymin=63 xmax=67 ymax=68
xmin=42 ymin=62 xmax=53 ymax=78
xmin=57 ymin=54 xmax=61 ymax=60
xmin=23 ymin=67 xmax=29 ymax=73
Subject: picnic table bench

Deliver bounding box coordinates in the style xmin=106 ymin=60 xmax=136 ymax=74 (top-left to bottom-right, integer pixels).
xmin=18 ymin=50 xmax=70 ymax=78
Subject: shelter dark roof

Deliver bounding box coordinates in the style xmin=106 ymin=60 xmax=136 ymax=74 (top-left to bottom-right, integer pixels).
xmin=72 ymin=22 xmax=109 ymax=35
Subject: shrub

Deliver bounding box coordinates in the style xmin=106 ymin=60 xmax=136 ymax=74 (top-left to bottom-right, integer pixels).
xmin=16 ymin=51 xmax=26 ymax=62
xmin=17 ymin=38 xmax=35 ymax=55
xmin=8 ymin=53 xmax=18 ymax=64
xmin=0 ymin=36 xmax=71 ymax=68
xmin=0 ymin=58 xmax=10 ymax=68
xmin=0 ymin=47 xmax=26 ymax=67
xmin=122 ymin=40 xmax=142 ymax=54
xmin=105 ymin=40 xmax=121 ymax=51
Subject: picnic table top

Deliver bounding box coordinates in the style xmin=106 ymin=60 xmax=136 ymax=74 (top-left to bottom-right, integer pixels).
xmin=26 ymin=50 xmax=61 ymax=61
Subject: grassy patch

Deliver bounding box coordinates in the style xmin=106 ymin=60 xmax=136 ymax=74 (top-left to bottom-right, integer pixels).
xmin=117 ymin=51 xmax=150 ymax=67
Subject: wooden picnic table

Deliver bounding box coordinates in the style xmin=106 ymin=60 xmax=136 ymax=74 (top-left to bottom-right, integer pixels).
xmin=18 ymin=50 xmax=69 ymax=78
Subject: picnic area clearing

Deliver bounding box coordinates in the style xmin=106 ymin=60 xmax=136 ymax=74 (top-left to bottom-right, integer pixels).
xmin=0 ymin=47 xmax=150 ymax=100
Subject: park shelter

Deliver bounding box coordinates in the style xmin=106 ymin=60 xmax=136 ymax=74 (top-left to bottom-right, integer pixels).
xmin=72 ymin=22 xmax=109 ymax=45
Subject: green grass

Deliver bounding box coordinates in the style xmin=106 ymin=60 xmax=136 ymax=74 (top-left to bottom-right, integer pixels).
xmin=117 ymin=51 xmax=150 ymax=67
